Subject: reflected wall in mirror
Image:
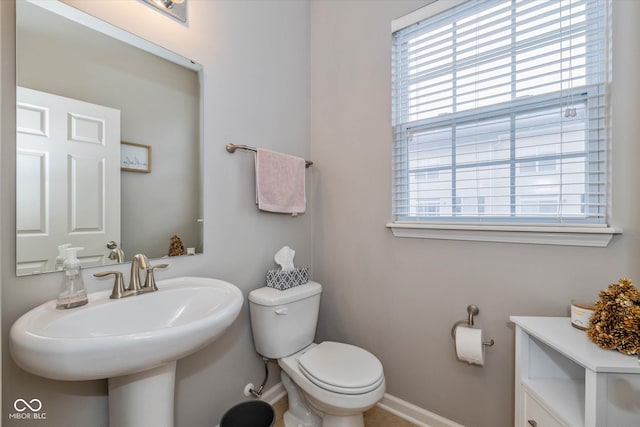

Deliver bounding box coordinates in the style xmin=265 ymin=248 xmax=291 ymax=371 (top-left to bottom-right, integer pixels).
xmin=16 ymin=0 xmax=203 ymax=276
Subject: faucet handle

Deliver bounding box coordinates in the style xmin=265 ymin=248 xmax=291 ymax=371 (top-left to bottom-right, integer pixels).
xmin=143 ymin=264 xmax=169 ymax=291
xmin=94 ymin=271 xmax=125 ymax=299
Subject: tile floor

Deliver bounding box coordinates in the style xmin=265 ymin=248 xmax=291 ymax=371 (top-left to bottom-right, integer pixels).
xmin=272 ymin=397 xmax=419 ymax=427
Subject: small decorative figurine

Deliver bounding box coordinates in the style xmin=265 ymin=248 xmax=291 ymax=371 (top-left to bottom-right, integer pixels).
xmin=168 ymin=234 xmax=185 ymax=257
xmin=587 ymin=278 xmax=640 ymax=355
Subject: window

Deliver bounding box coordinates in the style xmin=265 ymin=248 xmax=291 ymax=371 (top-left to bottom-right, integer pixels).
xmin=391 ymin=0 xmax=611 ymax=230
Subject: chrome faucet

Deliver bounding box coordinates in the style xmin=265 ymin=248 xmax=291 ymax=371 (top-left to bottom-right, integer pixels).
xmin=94 ymin=254 xmax=168 ymax=299
xmin=129 ymin=253 xmax=150 ymax=293
xmin=107 ymin=241 xmax=125 ymax=263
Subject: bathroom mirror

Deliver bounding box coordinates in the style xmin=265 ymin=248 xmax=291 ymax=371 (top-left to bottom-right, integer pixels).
xmin=16 ymin=0 xmax=203 ymax=276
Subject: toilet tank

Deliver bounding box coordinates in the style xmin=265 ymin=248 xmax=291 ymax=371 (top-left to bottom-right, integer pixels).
xmin=249 ymin=281 xmax=322 ymax=359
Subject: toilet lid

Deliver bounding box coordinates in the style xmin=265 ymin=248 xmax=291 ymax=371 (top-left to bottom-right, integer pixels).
xmin=297 ymin=342 xmax=384 ymax=395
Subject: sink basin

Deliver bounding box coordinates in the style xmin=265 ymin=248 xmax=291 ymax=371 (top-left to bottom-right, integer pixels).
xmin=10 ymin=276 xmax=243 ymax=381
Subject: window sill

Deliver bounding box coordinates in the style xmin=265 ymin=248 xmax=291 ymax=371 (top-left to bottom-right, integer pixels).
xmin=386 ymin=223 xmax=621 ymax=247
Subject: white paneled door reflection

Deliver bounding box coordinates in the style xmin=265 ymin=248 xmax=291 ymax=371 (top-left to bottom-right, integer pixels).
xmin=16 ymin=87 xmax=121 ymax=275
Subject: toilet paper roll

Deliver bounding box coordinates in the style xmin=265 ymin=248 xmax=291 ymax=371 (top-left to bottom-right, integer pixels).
xmin=455 ymin=325 xmax=485 ymax=366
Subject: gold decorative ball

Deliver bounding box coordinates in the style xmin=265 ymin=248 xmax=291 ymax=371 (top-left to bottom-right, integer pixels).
xmin=587 ymin=278 xmax=640 ymax=355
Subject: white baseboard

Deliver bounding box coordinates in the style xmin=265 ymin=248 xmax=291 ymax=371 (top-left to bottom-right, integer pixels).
xmin=261 ymin=381 xmax=287 ymax=405
xmin=263 ymin=383 xmax=464 ymax=427
xmin=377 ymin=393 xmax=464 ymax=427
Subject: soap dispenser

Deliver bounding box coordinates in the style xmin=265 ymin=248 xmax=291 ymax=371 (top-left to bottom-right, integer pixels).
xmin=56 ymin=247 xmax=88 ymax=309
xmin=55 ymin=243 xmax=71 ymax=271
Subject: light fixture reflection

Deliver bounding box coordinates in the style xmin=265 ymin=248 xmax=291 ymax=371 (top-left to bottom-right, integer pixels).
xmin=141 ymin=0 xmax=187 ymax=23
xmin=160 ymin=0 xmax=184 ymax=10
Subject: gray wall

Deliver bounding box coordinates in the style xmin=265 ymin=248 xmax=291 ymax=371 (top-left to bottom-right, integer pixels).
xmin=310 ymin=1 xmax=640 ymax=426
xmin=3 ymin=1 xmax=640 ymax=427
xmin=2 ymin=0 xmax=310 ymax=426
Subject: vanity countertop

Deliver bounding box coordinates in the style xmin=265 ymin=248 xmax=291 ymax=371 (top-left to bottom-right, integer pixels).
xmin=510 ymin=316 xmax=640 ymax=374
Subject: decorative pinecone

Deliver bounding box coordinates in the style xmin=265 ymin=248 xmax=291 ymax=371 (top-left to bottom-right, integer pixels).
xmin=586 ymin=278 xmax=640 ymax=355
xmin=168 ymin=234 xmax=185 ymax=257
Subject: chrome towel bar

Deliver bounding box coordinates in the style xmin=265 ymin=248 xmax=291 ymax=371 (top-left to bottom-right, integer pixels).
xmin=226 ymin=143 xmax=313 ymax=168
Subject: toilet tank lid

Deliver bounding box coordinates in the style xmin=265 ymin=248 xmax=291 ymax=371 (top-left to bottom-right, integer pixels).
xmin=249 ymin=281 xmax=322 ymax=306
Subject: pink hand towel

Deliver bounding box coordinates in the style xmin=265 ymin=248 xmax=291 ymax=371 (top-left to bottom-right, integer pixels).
xmin=255 ymin=148 xmax=306 ymax=214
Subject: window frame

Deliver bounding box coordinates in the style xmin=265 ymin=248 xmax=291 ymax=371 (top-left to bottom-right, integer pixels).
xmin=387 ymin=0 xmax=619 ymax=246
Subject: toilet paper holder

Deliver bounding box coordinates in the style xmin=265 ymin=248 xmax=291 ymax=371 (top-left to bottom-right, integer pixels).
xmin=451 ymin=304 xmax=494 ymax=347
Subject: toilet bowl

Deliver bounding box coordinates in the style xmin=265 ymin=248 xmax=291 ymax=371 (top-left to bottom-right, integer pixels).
xmin=279 ymin=342 xmax=385 ymax=426
xmin=248 ymin=282 xmax=386 ymax=427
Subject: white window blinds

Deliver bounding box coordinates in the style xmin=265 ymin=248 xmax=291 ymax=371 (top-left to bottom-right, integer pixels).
xmin=392 ymin=0 xmax=610 ymax=225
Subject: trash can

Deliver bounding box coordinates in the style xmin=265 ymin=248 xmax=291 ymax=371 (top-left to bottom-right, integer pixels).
xmin=220 ymin=400 xmax=275 ymax=427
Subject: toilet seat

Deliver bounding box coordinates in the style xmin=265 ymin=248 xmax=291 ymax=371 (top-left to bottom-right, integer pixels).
xmin=297 ymin=341 xmax=384 ymax=395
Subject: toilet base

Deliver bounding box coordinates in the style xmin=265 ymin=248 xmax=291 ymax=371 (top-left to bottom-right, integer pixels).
xmin=282 ymin=370 xmax=321 ymax=427
xmin=283 ymin=409 xmax=364 ymax=427
xmin=281 ymin=371 xmax=367 ymax=427
xmin=283 ymin=411 xmax=317 ymax=427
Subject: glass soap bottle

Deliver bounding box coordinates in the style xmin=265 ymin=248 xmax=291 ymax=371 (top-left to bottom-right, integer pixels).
xmin=56 ymin=247 xmax=88 ymax=309
xmin=55 ymin=243 xmax=71 ymax=271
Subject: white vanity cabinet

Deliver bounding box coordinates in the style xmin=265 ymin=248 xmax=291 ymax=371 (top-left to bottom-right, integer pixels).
xmin=511 ymin=316 xmax=640 ymax=427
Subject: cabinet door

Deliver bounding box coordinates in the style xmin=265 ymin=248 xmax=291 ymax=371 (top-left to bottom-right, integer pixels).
xmin=524 ymin=391 xmax=566 ymax=427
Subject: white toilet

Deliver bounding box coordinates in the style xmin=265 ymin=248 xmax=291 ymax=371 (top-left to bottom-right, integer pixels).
xmin=249 ymin=281 xmax=385 ymax=427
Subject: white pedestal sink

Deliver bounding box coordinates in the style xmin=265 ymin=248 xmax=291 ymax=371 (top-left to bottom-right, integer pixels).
xmin=9 ymin=276 xmax=243 ymax=427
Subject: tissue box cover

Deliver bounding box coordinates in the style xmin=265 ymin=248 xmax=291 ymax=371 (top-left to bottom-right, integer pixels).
xmin=266 ymin=267 xmax=309 ymax=290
